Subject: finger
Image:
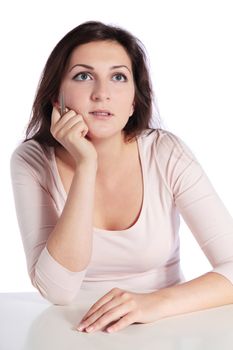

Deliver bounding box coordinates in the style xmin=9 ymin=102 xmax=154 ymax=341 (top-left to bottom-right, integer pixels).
xmin=51 ymin=106 xmax=61 ymax=127
xmin=54 ymin=109 xmax=77 ymax=127
xmin=80 ymin=289 xmax=120 ymax=322
xmin=84 ymin=304 xmax=133 ymax=333
xmin=53 ymin=114 xmax=84 ymax=138
xmin=77 ymin=291 xmax=133 ymax=332
xmin=57 ymin=115 xmax=83 ymax=134
xmin=77 ymin=296 xmax=122 ymax=331
xmin=67 ymin=122 xmax=88 ymax=139
xmin=106 ymin=312 xmax=137 ymax=333
xmin=81 ymin=126 xmax=89 ymax=138
xmin=52 ymin=108 xmax=77 ymax=129
xmin=78 ymin=122 xmax=88 ymax=137
xmin=80 ymin=295 xmax=114 ymax=324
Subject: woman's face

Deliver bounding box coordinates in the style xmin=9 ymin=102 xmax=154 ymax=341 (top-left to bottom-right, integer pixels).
xmin=60 ymin=40 xmax=135 ymax=141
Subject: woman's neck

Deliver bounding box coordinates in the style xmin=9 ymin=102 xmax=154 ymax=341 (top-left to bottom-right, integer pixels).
xmin=55 ymin=133 xmax=136 ymax=179
xmin=92 ymin=134 xmax=135 ymax=177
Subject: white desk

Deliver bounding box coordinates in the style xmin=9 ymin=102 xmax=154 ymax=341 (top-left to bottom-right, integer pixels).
xmin=0 ymin=290 xmax=232 ymax=350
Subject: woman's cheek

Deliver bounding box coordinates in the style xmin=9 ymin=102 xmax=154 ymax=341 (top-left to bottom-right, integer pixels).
xmin=63 ymin=93 xmax=85 ymax=113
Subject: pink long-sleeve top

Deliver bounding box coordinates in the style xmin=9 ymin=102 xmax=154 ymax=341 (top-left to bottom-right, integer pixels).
xmin=10 ymin=129 xmax=233 ymax=304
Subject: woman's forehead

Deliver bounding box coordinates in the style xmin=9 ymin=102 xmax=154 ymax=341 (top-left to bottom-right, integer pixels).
xmin=69 ymin=41 xmax=132 ymax=69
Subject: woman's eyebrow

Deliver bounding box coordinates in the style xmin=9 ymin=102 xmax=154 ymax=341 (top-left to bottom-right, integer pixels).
xmin=69 ymin=64 xmax=132 ymax=74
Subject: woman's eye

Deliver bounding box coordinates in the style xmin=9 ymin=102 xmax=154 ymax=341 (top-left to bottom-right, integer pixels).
xmin=72 ymin=72 xmax=127 ymax=82
xmin=112 ymin=73 xmax=127 ymax=82
xmin=73 ymin=72 xmax=92 ymax=81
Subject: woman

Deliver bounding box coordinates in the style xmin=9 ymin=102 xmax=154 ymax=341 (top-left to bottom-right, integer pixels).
xmin=10 ymin=21 xmax=233 ymax=334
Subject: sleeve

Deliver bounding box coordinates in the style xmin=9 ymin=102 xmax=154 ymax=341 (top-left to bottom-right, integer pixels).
xmin=158 ymin=131 xmax=233 ymax=285
xmin=10 ymin=145 xmax=87 ymax=304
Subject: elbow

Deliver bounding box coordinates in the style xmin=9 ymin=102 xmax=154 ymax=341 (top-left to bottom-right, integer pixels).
xmin=31 ymin=272 xmax=83 ymax=305
xmin=47 ymin=291 xmax=79 ymax=306
xmin=30 ymin=250 xmax=87 ymax=305
xmin=33 ymin=280 xmax=80 ymax=305
xmin=211 ymin=261 xmax=233 ymax=288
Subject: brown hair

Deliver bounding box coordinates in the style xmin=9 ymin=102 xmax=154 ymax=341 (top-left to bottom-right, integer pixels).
xmin=23 ymin=21 xmax=160 ymax=147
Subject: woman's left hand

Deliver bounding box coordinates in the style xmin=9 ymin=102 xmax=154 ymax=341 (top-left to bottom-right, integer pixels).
xmin=76 ymin=287 xmax=163 ymax=333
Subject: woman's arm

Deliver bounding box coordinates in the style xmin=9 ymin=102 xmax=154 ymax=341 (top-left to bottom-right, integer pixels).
xmin=157 ymin=132 xmax=233 ymax=313
xmin=10 ymin=143 xmax=97 ymax=305
xmin=153 ymin=271 xmax=233 ymax=320
xmin=75 ymin=271 xmax=233 ymax=333
xmin=46 ymin=160 xmax=97 ymax=272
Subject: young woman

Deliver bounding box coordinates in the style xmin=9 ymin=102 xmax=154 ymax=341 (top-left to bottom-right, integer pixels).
xmin=10 ymin=21 xmax=233 ymax=334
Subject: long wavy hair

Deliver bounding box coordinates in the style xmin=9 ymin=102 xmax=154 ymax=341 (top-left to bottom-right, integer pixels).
xmin=23 ymin=21 xmax=161 ymax=147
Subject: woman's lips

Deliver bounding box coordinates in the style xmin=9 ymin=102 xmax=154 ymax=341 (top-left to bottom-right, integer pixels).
xmin=89 ymin=111 xmax=114 ymax=120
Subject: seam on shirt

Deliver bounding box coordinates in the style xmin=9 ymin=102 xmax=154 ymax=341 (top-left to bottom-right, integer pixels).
xmin=152 ymin=132 xmax=175 ymax=200
xmin=13 ymin=143 xmax=60 ymax=212
xmin=150 ymin=133 xmax=173 ymax=200
xmin=201 ymin=231 xmax=233 ymax=249
xmin=165 ymin=132 xmax=196 ymax=162
xmin=174 ymin=167 xmax=204 ymax=201
xmin=154 ymin=131 xmax=201 ymax=201
xmin=12 ymin=148 xmax=43 ymax=185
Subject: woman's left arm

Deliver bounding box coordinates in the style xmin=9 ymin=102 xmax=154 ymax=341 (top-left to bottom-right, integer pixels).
xmin=75 ymin=272 xmax=233 ymax=334
xmin=160 ymin=134 xmax=233 ymax=309
xmin=151 ymin=271 xmax=233 ymax=320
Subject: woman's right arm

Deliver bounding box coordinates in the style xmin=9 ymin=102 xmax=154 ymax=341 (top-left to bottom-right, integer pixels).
xmin=10 ymin=107 xmax=98 ymax=305
xmin=47 ymin=106 xmax=98 ymax=272
xmin=46 ymin=159 xmax=97 ymax=272
xmin=10 ymin=148 xmax=95 ymax=305
xmin=47 ymin=107 xmax=97 ymax=272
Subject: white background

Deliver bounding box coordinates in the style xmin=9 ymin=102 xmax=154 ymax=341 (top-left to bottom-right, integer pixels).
xmin=1 ymin=0 xmax=233 ymax=292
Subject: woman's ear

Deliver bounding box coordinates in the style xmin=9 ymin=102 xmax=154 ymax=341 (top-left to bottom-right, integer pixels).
xmin=53 ymin=101 xmax=60 ymax=109
xmin=51 ymin=96 xmax=59 ymax=108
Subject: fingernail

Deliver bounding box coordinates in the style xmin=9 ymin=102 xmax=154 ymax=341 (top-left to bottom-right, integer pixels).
xmin=76 ymin=324 xmax=84 ymax=331
xmin=86 ymin=326 xmax=94 ymax=332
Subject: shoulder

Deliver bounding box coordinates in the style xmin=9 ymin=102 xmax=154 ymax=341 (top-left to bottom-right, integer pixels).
xmin=10 ymin=139 xmax=52 ymax=178
xmin=139 ymin=128 xmax=198 ymax=164
xmin=139 ymin=129 xmax=204 ymax=197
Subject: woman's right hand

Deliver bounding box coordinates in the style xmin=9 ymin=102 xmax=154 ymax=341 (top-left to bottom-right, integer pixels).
xmin=50 ymin=107 xmax=97 ymax=165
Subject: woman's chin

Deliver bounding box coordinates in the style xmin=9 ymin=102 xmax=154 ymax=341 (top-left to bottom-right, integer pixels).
xmin=86 ymin=128 xmax=117 ymax=141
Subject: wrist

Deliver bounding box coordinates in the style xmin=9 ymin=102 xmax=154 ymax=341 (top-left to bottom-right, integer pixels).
xmin=149 ymin=289 xmax=173 ymax=320
xmin=75 ymin=159 xmax=98 ymax=171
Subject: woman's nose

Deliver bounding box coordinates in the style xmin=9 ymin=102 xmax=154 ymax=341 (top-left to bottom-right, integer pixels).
xmin=91 ymin=81 xmax=110 ymax=101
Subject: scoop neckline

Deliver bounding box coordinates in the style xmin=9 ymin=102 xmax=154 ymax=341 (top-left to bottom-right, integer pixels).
xmin=51 ymin=135 xmax=147 ymax=234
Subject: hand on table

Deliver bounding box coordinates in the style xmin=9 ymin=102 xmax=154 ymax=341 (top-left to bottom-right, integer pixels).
xmin=76 ymin=287 xmax=161 ymax=334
